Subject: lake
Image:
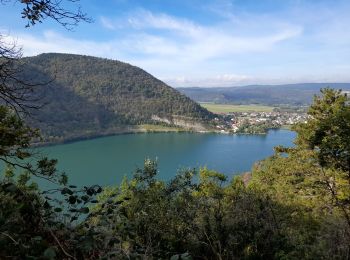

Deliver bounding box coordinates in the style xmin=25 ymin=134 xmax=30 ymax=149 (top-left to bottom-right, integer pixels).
xmin=34 ymin=130 xmax=296 ymax=187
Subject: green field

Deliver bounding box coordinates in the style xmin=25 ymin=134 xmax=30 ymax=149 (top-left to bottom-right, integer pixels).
xmin=200 ymin=103 xmax=275 ymax=113
xmin=138 ymin=124 xmax=184 ymax=132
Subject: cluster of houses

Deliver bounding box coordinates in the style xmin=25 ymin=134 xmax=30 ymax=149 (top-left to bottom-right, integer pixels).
xmin=215 ymin=111 xmax=309 ymax=133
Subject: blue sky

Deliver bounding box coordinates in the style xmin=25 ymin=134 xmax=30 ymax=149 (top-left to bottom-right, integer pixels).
xmin=1 ymin=0 xmax=350 ymax=87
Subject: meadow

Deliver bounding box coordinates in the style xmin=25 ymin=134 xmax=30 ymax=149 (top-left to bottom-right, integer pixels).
xmin=200 ymin=103 xmax=275 ymax=113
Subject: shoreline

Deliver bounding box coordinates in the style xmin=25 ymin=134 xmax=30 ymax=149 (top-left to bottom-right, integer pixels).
xmin=31 ymin=126 xmax=293 ymax=148
xmin=31 ymin=126 xmax=211 ymax=148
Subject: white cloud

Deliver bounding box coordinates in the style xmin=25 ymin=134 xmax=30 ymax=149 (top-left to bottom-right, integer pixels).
xmin=3 ymin=30 xmax=122 ymax=59
xmin=163 ymin=74 xmax=253 ymax=87
xmin=101 ymin=10 xmax=200 ymax=35
xmin=128 ymin=11 xmax=199 ymax=34
xmin=4 ymin=3 xmax=350 ymax=87
xmin=9 ymin=10 xmax=302 ymax=62
xmin=164 ymin=73 xmax=350 ymax=88
xmin=100 ymin=16 xmax=116 ymax=30
xmin=101 ymin=9 xmax=303 ymax=59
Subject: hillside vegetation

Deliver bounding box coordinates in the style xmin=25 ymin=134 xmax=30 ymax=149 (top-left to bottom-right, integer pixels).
xmin=19 ymin=53 xmax=214 ymax=142
xmin=179 ymin=83 xmax=350 ymax=105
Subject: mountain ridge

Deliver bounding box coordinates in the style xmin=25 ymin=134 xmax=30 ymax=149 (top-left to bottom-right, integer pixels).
xmin=18 ymin=53 xmax=214 ymax=143
xmin=178 ymin=83 xmax=350 ymax=105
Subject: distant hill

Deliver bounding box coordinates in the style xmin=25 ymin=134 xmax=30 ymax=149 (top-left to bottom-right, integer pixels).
xmin=18 ymin=53 xmax=214 ymax=143
xmin=178 ymin=83 xmax=350 ymax=105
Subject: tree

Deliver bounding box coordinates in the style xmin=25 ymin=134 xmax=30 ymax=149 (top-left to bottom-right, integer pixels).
xmin=0 ymin=1 xmax=94 ymax=258
xmin=295 ymin=88 xmax=350 ymax=177
xmin=0 ymin=0 xmax=90 ymax=176
xmin=293 ymin=88 xmax=350 ymax=228
xmin=250 ymin=88 xmax=350 ymax=257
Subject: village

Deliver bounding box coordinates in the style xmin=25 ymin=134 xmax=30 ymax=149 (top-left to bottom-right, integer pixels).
xmin=215 ymin=110 xmax=309 ymax=134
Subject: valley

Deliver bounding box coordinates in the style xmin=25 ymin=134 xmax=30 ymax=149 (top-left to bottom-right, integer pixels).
xmin=199 ymin=103 xmax=275 ymax=113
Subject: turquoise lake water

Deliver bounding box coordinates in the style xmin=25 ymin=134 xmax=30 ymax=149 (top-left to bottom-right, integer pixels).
xmin=32 ymin=130 xmax=296 ymax=187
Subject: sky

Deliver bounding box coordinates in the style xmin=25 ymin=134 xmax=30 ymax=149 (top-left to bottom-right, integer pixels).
xmin=1 ymin=0 xmax=350 ymax=87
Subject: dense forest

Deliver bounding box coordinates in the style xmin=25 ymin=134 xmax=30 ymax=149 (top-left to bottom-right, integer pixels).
xmin=1 ymin=88 xmax=350 ymax=259
xmin=18 ymin=53 xmax=215 ymax=143
xmin=179 ymin=83 xmax=350 ymax=105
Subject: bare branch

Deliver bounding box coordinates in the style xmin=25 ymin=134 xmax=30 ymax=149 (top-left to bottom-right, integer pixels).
xmin=0 ymin=232 xmax=19 ymax=245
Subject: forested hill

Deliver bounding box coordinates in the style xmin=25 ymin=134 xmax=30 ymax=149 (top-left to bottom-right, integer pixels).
xmin=20 ymin=53 xmax=214 ymax=142
xmin=178 ymin=83 xmax=350 ymax=105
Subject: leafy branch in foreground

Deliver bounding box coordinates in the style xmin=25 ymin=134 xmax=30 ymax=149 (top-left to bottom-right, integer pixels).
xmin=1 ymin=0 xmax=92 ymax=29
xmin=0 ymin=166 xmax=103 ymax=259
xmin=0 ymin=1 xmax=98 ymax=258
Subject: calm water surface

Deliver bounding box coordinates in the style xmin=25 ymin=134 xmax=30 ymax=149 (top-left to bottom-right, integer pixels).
xmin=36 ymin=130 xmax=296 ymax=186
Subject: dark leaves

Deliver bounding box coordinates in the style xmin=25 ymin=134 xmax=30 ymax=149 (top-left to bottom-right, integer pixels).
xmin=61 ymin=187 xmax=73 ymax=195
xmin=68 ymin=195 xmax=76 ymax=204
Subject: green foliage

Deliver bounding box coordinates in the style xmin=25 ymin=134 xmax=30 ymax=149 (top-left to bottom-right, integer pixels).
xmin=0 ymin=105 xmax=38 ymax=161
xmin=81 ymin=162 xmax=304 ymax=259
xmin=18 ymin=53 xmax=215 ymax=143
xmin=0 ymin=180 xmax=51 ymax=258
xmin=0 ymin=169 xmax=103 ymax=259
xmin=0 ymin=105 xmax=68 ymax=184
xmin=294 ymin=88 xmax=350 ymax=174
xmin=0 ymin=107 xmax=103 ymax=258
xmin=237 ymin=121 xmax=274 ymax=134
xmin=250 ymin=88 xmax=350 ymax=258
